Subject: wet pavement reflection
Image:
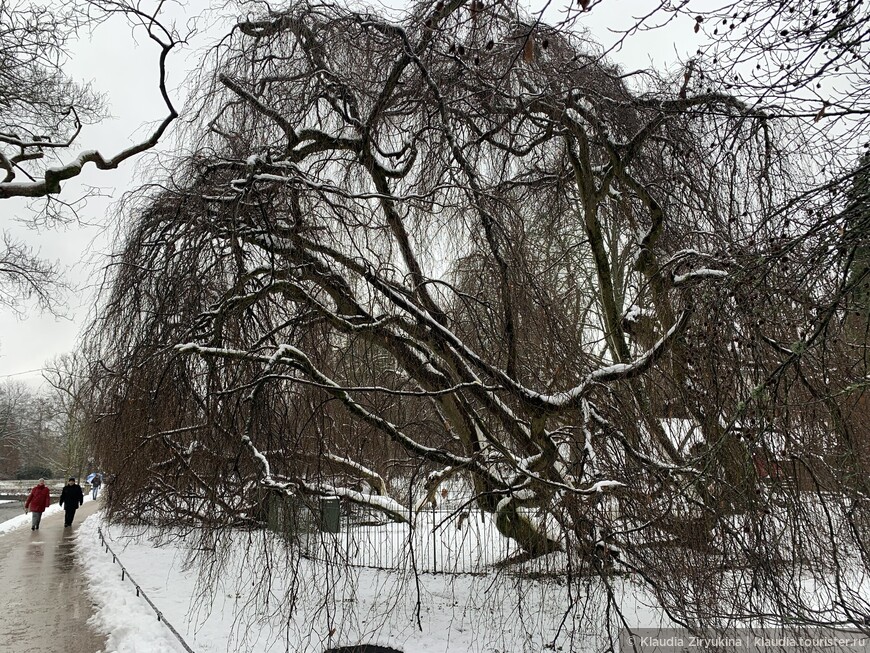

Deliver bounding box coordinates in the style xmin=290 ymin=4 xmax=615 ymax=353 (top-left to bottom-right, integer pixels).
xmin=0 ymin=501 xmax=106 ymax=653
xmin=56 ymin=531 xmax=76 ymax=573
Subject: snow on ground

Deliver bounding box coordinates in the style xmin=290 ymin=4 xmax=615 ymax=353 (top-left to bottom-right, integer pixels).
xmin=71 ymin=513 xmax=669 ymax=653
xmin=6 ymin=492 xmax=869 ymax=652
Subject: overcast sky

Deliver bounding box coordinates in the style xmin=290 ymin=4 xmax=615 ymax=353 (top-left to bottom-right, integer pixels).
xmin=0 ymin=0 xmax=691 ymax=388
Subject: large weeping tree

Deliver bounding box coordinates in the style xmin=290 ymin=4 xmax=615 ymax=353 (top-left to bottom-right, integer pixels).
xmin=83 ymin=0 xmax=870 ymax=635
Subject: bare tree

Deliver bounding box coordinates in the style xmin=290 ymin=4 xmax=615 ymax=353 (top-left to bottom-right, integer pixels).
xmin=82 ymin=0 xmax=870 ymax=638
xmin=0 ymin=0 xmax=181 ymax=314
xmin=0 ymin=231 xmax=63 ymax=313
xmin=0 ymin=379 xmax=65 ymax=478
xmin=0 ymin=381 xmax=28 ymax=476
xmin=43 ymin=353 xmax=98 ymax=478
xmin=580 ymin=0 xmax=870 ymax=130
xmin=0 ymin=0 xmax=180 ymax=200
xmin=0 ymin=0 xmax=103 ymax=194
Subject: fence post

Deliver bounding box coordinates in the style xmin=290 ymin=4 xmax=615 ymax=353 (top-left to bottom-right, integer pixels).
xmin=432 ymin=501 xmax=437 ymax=574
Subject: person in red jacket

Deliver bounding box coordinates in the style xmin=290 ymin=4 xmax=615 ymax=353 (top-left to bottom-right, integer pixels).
xmin=24 ymin=478 xmax=51 ymax=530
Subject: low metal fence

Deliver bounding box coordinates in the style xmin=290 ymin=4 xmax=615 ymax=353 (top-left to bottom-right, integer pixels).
xmin=97 ymin=527 xmax=198 ymax=653
xmin=268 ymin=496 xmax=569 ymax=576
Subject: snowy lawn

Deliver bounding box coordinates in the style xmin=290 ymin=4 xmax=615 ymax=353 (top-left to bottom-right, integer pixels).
xmin=73 ymin=513 xmax=671 ymax=653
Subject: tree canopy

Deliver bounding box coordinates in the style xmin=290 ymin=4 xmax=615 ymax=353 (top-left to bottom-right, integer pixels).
xmin=81 ymin=0 xmax=870 ymax=637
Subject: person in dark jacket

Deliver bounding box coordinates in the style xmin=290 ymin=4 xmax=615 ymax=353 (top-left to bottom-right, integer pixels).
xmin=24 ymin=478 xmax=51 ymax=530
xmin=59 ymin=477 xmax=84 ymax=528
xmin=90 ymin=474 xmax=102 ymax=500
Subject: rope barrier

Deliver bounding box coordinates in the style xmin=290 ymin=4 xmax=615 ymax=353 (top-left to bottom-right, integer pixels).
xmin=96 ymin=526 xmax=198 ymax=653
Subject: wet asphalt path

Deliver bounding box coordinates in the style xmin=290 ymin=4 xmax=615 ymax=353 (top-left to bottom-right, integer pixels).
xmin=0 ymin=500 xmax=106 ymax=653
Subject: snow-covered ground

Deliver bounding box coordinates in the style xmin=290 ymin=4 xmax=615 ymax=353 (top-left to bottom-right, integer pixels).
xmin=70 ymin=514 xmax=668 ymax=653
xmin=0 ymin=492 xmax=666 ymax=653
xmin=6 ymin=496 xmax=867 ymax=652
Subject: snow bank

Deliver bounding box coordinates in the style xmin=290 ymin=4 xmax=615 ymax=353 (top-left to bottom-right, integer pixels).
xmin=76 ymin=515 xmax=188 ymax=653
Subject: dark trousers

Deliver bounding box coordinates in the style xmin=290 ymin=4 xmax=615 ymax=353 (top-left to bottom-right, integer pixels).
xmin=63 ymin=507 xmax=78 ymax=527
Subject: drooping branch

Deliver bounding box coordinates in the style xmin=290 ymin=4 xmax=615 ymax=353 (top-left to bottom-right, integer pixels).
xmin=0 ymin=1 xmax=180 ymax=199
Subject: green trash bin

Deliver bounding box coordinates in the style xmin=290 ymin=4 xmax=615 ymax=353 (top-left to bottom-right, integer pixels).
xmin=320 ymin=496 xmax=340 ymax=533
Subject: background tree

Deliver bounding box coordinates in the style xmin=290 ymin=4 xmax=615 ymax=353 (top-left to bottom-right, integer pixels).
xmin=0 ymin=381 xmax=28 ymax=477
xmin=43 ymin=353 xmax=99 ymax=479
xmin=0 ymin=379 xmax=65 ymax=478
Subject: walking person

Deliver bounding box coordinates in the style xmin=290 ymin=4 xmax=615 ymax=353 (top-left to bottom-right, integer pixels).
xmin=24 ymin=478 xmax=51 ymax=530
xmin=90 ymin=474 xmax=102 ymax=500
xmin=59 ymin=477 xmax=84 ymax=528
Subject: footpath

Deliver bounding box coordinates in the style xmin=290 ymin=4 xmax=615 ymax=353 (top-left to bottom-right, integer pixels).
xmin=0 ymin=500 xmax=106 ymax=653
